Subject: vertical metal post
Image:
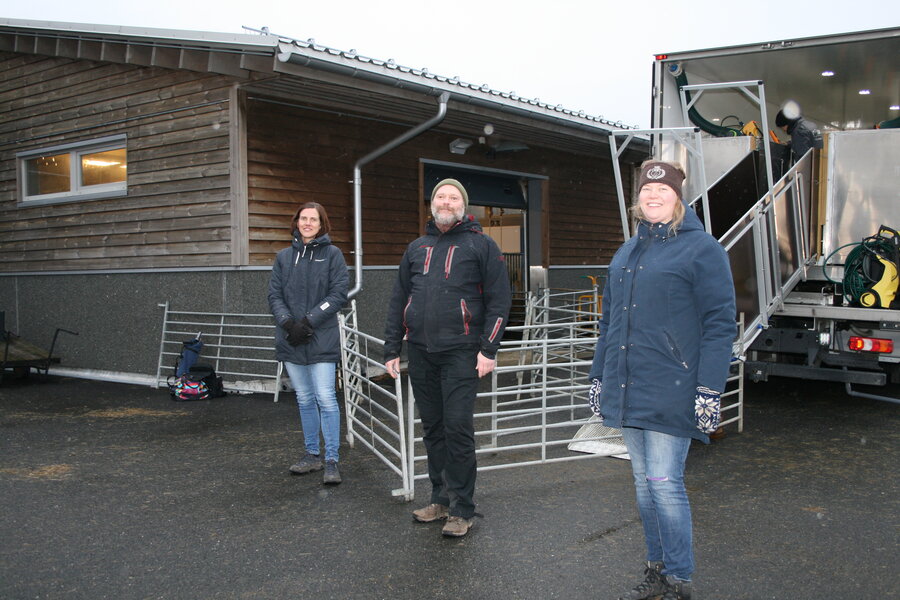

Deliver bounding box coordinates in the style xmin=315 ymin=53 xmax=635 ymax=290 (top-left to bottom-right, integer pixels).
xmin=608 ymin=133 xmax=634 ymax=241
xmin=338 ymin=301 xmax=354 ymax=442
xmin=395 ymin=370 xmax=411 ymax=501
xmin=155 ymin=301 xmax=170 ymax=388
xmin=490 ymin=367 xmax=499 ymax=448
xmin=406 ymin=376 xmax=417 ymax=503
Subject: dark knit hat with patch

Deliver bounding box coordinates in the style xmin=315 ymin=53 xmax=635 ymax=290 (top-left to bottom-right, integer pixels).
xmin=637 ymin=162 xmax=686 ymax=199
xmin=431 ymin=178 xmax=469 ymax=210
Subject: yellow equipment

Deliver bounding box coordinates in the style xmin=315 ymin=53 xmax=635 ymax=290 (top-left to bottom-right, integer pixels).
xmin=859 ymin=255 xmax=899 ymax=308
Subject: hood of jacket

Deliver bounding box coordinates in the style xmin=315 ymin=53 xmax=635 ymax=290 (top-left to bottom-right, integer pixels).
xmin=637 ymin=199 xmax=704 ymax=238
xmin=424 ymin=215 xmax=482 ymax=237
xmin=291 ymin=232 xmax=332 ymax=263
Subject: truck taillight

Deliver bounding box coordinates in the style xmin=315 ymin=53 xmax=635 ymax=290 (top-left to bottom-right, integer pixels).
xmin=848 ymin=336 xmax=894 ymax=353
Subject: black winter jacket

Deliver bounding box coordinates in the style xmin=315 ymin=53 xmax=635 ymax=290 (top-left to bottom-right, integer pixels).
xmin=384 ymin=216 xmax=511 ymax=361
xmin=787 ymin=117 xmax=823 ymax=163
xmin=268 ymin=233 xmax=349 ymax=365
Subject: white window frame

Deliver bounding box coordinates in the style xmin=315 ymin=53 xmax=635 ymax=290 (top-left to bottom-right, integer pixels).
xmin=17 ymin=135 xmax=128 ymax=206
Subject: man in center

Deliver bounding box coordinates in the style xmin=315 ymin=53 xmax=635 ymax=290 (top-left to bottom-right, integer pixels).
xmin=384 ymin=178 xmax=511 ymax=538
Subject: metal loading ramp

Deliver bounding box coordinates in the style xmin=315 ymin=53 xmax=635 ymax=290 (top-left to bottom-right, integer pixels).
xmin=609 ymin=121 xmax=816 ymax=358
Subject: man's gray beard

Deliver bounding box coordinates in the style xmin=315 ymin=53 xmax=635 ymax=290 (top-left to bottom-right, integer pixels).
xmin=432 ymin=208 xmax=464 ymax=226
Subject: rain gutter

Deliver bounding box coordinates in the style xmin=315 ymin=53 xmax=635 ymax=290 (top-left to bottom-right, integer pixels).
xmin=347 ymin=92 xmax=449 ymax=298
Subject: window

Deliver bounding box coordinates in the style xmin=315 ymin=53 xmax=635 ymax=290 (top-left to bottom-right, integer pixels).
xmin=18 ymin=136 xmax=127 ymax=204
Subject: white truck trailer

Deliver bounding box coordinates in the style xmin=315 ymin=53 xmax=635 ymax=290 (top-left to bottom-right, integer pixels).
xmin=611 ymin=27 xmax=900 ymax=402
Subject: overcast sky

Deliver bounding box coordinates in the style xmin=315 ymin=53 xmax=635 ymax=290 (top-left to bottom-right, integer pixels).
xmin=4 ymin=1 xmax=896 ymax=128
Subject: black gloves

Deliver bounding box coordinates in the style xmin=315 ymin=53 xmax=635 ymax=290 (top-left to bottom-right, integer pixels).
xmin=297 ymin=317 xmax=313 ymax=339
xmin=282 ymin=318 xmax=313 ymax=346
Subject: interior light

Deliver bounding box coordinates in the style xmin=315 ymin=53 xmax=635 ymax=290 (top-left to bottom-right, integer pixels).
xmin=890 ymin=105 xmax=900 ymax=111
xmin=859 ymin=89 xmax=871 ymax=95
xmin=83 ymin=159 xmax=121 ymax=167
xmin=821 ymin=70 xmax=834 ymax=77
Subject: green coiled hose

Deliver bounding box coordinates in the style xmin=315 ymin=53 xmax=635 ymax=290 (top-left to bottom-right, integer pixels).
xmin=823 ymin=236 xmax=899 ymax=305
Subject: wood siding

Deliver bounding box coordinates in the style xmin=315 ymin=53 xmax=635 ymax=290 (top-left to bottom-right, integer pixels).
xmin=0 ymin=52 xmax=241 ymax=271
xmin=246 ymin=98 xmax=627 ymax=267
xmin=1 ymin=49 xmax=629 ymax=274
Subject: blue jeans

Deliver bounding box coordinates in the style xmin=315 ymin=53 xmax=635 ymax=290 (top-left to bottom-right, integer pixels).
xmin=621 ymin=427 xmax=693 ymax=581
xmin=283 ymin=361 xmax=340 ymax=463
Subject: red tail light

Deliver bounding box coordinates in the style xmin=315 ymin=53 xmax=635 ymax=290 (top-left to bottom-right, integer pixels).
xmin=848 ymin=336 xmax=894 ymax=353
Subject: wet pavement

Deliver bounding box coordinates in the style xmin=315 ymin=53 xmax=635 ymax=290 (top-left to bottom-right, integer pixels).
xmin=1 ymin=374 xmax=897 ymax=599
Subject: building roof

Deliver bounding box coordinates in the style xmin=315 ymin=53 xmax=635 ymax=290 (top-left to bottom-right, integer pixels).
xmin=0 ymin=18 xmax=645 ymax=155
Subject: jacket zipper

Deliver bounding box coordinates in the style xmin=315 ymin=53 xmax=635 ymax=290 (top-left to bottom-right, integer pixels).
xmin=664 ymin=331 xmax=689 ymax=369
xmin=422 ymin=246 xmax=433 ymax=275
xmin=444 ymin=245 xmax=458 ymax=279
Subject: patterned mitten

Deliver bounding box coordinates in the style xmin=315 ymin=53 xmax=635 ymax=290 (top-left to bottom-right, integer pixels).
xmin=587 ymin=378 xmax=603 ymax=421
xmin=695 ymin=386 xmax=721 ymax=433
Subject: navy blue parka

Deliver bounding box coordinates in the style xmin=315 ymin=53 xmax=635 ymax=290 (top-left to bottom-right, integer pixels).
xmin=588 ymin=204 xmax=736 ymax=443
xmin=268 ymin=232 xmax=349 ymax=365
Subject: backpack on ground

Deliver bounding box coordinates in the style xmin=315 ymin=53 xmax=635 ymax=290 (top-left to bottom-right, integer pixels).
xmin=170 ymin=364 xmax=226 ymax=401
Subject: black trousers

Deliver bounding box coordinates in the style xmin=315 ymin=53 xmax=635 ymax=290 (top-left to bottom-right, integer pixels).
xmin=407 ymin=344 xmax=479 ymax=519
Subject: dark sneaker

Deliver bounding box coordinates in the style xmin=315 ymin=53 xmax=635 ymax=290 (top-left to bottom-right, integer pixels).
xmin=618 ymin=561 xmax=666 ymax=600
xmin=323 ymin=460 xmax=342 ymax=484
xmin=289 ymin=453 xmax=323 ymax=475
xmin=660 ymin=575 xmax=692 ymax=600
xmin=412 ymin=503 xmax=449 ymax=523
xmin=441 ymin=515 xmax=474 ymax=537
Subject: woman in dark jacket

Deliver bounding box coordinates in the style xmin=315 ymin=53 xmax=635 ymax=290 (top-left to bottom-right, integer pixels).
xmin=268 ymin=202 xmax=348 ymax=485
xmin=588 ymin=161 xmax=736 ymax=600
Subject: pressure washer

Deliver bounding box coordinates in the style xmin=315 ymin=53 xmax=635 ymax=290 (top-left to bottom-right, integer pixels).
xmin=825 ymin=225 xmax=900 ymax=308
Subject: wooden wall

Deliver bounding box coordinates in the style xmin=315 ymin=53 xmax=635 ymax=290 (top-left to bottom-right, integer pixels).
xmin=0 ymin=50 xmax=629 ymax=274
xmin=0 ymin=51 xmax=239 ymax=271
xmin=245 ymin=97 xmax=627 ymax=268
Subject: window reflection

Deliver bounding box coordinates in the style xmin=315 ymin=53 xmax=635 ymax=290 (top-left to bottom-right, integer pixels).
xmin=25 ymin=154 xmax=71 ymax=195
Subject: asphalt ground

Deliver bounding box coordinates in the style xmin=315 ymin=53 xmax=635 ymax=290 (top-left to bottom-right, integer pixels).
xmin=1 ymin=373 xmax=898 ymax=600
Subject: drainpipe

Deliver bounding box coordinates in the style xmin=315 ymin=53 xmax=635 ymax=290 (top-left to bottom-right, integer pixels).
xmin=347 ymin=92 xmax=449 ymax=299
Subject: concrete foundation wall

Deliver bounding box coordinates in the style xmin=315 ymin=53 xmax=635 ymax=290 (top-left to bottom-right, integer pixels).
xmin=1 ymin=269 xmax=400 ymax=377
xmin=1 ymin=266 xmax=605 ymax=378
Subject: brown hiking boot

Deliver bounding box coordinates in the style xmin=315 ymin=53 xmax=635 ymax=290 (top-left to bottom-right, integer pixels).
xmin=412 ymin=503 xmax=449 ymax=523
xmin=441 ymin=515 xmax=474 ymax=537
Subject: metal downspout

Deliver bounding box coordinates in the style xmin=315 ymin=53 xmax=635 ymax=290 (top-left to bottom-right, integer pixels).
xmin=347 ymin=92 xmax=449 ymax=299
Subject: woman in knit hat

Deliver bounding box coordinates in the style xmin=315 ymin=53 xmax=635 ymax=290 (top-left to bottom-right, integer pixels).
xmin=587 ymin=160 xmax=736 ymax=600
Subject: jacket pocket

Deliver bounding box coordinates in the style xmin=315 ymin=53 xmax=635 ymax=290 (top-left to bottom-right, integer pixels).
xmin=460 ymin=299 xmax=471 ymax=335
xmin=663 ymin=330 xmax=689 ymax=370
xmin=402 ymin=295 xmax=414 ymax=339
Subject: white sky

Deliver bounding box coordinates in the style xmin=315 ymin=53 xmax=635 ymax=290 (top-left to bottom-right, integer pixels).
xmin=4 ymin=0 xmax=896 ymax=128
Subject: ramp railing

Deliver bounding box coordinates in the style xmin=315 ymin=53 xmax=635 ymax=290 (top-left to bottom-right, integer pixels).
xmin=339 ymin=291 xmax=745 ymax=500
xmin=338 ymin=296 xmax=626 ymax=501
xmin=338 ymin=300 xmax=411 ymax=498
